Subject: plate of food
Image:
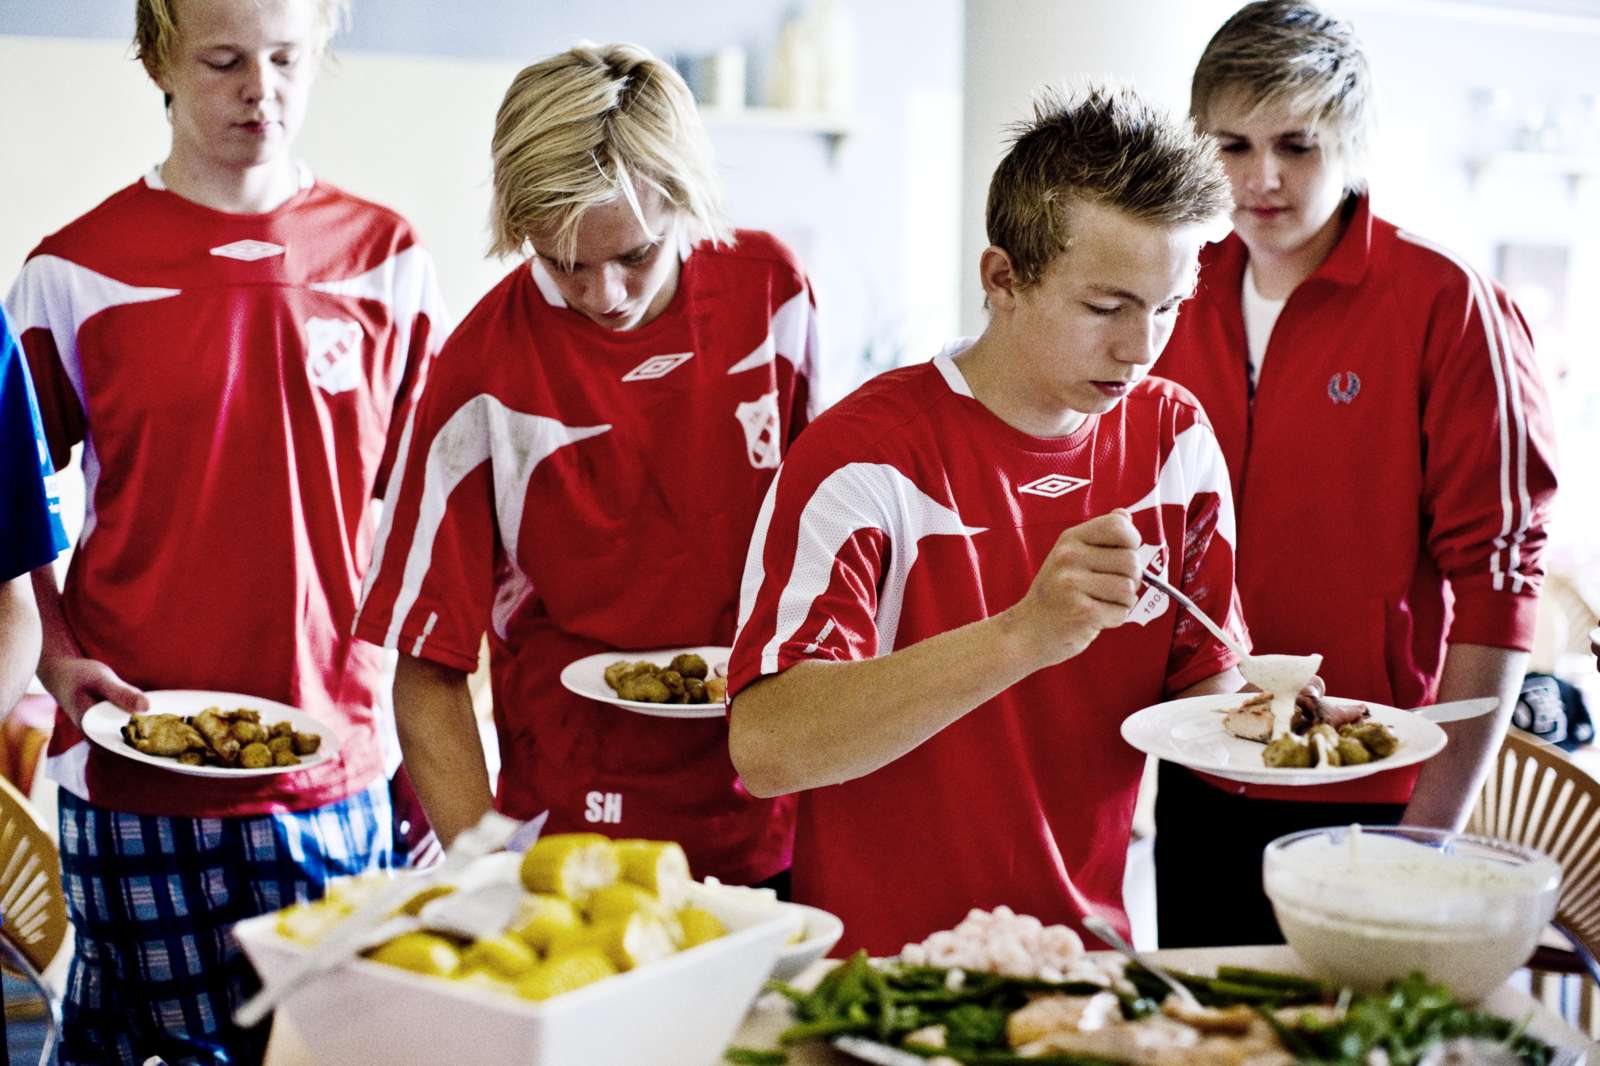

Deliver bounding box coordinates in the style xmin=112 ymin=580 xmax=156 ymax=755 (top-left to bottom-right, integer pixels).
xmin=1119 ymin=691 xmax=1446 ymax=786
xmin=750 ymin=907 xmax=1569 ymax=1066
xmin=81 ymin=690 xmax=337 ymax=778
xmin=559 ymin=646 xmax=731 ymax=719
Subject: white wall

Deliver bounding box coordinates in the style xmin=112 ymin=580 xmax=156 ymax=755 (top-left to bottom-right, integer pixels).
xmin=0 ymin=1 xmax=964 ymax=409
xmin=961 ymin=0 xmax=1241 ymax=334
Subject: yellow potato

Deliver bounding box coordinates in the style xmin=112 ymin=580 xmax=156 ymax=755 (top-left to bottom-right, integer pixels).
xmin=367 ymin=932 xmax=461 ymax=978
xmin=550 ymin=911 xmax=677 ymax=971
xmin=520 ymin=834 xmax=619 ymax=900
xmin=396 ymin=884 xmax=456 ymax=917
xmin=516 ymin=947 xmax=618 ymax=1001
xmin=584 ymin=882 xmax=665 ymax=923
xmin=676 ymin=906 xmax=727 ymax=949
xmin=614 ymin=839 xmax=692 ymax=907
xmin=508 ymin=893 xmax=583 ymax=952
xmin=462 ymin=934 xmax=537 ymax=980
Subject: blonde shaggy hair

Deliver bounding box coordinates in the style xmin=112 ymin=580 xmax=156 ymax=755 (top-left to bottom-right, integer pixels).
xmin=134 ymin=0 xmax=350 ymax=81
xmin=1191 ymin=1 xmax=1373 ymax=189
xmin=986 ymin=83 xmax=1233 ymax=289
xmin=489 ymin=42 xmax=733 ymax=263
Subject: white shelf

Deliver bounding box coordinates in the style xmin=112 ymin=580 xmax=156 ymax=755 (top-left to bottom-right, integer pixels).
xmin=1467 ymin=150 xmax=1600 ymax=191
xmin=700 ymin=107 xmax=853 ymax=161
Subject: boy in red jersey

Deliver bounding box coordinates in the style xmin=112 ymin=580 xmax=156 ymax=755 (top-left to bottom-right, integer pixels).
xmin=1152 ymin=1 xmax=1558 ymax=948
xmin=355 ymin=44 xmax=817 ymax=890
xmin=5 ymin=1 xmax=445 ymax=1060
xmin=727 ymin=85 xmax=1247 ymax=956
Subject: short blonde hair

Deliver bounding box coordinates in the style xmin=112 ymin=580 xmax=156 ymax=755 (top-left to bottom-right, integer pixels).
xmin=986 ymin=83 xmax=1232 ymax=289
xmin=489 ymin=42 xmax=733 ymax=262
xmin=134 ymin=0 xmax=350 ymax=81
xmin=1191 ymin=1 xmax=1373 ymax=187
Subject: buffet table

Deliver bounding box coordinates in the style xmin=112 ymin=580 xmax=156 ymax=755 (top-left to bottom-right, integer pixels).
xmin=264 ymin=945 xmax=1599 ymax=1064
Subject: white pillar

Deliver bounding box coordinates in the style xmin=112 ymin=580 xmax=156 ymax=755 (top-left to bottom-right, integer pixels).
xmin=960 ymin=0 xmax=1240 ymax=333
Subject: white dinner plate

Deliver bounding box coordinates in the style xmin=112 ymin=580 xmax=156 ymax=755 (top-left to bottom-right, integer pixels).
xmin=559 ymin=647 xmax=731 ymax=719
xmin=82 ymin=690 xmax=339 ymax=778
xmin=1120 ymin=693 xmax=1447 ymax=786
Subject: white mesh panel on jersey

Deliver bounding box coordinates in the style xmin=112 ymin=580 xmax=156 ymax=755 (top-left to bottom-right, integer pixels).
xmin=5 ymin=254 xmax=181 ymax=415
xmin=728 ymin=287 xmax=812 ymax=376
xmin=377 ymin=394 xmax=610 ymax=650
xmin=759 ymin=462 xmax=986 ymax=674
xmin=1123 ymin=421 xmax=1238 ymax=548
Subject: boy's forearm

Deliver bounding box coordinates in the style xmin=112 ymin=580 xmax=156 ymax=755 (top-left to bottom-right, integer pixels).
xmin=728 ymin=609 xmax=1050 ymax=797
xmin=393 ymin=653 xmax=495 ymax=847
xmin=0 ymin=577 xmax=42 ymax=714
xmin=29 ymin=563 xmax=80 ymax=661
xmin=1401 ymin=642 xmax=1525 ymax=830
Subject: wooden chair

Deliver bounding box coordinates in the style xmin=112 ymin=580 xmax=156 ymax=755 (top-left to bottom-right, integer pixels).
xmin=1469 ymin=727 xmax=1600 ymax=1037
xmin=0 ymin=772 xmax=66 ymax=1062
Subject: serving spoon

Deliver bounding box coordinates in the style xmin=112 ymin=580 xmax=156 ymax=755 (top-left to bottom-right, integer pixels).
xmin=1140 ymin=569 xmax=1322 ymax=700
xmin=1083 ymin=914 xmax=1202 ymax=1011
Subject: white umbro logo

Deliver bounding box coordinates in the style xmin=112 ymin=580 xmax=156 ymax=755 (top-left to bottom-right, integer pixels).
xmin=622 ymin=353 xmax=693 ymax=382
xmin=210 ymin=240 xmax=285 ymax=262
xmin=1017 ymin=474 xmax=1090 ymax=499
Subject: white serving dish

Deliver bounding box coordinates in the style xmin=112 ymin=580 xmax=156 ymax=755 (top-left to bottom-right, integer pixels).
xmin=235 ymin=893 xmax=795 ymax=1066
xmin=771 ymin=902 xmax=845 ymax=982
xmin=1264 ymin=825 xmax=1560 ymax=1001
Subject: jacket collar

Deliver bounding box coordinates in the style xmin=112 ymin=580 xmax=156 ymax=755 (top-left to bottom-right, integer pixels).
xmin=1205 ymin=193 xmax=1375 ymax=296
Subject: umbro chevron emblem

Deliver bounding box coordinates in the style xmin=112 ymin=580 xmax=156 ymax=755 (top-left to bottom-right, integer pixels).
xmin=1017 ymin=474 xmax=1090 ymax=499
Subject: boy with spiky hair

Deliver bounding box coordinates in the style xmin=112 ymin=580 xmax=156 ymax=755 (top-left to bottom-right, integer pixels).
xmin=355 ymin=43 xmax=817 ymax=890
xmin=727 ymin=84 xmax=1248 ymax=955
xmin=6 ymin=0 xmax=445 ymax=1058
xmin=1153 ymin=1 xmax=1557 ymax=948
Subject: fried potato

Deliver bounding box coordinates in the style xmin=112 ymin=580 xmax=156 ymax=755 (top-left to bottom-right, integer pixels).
xmin=122 ymin=713 xmax=208 ymax=758
xmin=121 ymin=705 xmax=320 ymax=771
xmin=668 ymin=653 xmax=708 ymax=681
xmin=239 ymin=742 xmax=273 ymax=769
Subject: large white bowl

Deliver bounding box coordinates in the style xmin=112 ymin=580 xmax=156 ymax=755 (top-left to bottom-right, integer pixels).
xmin=1264 ymin=825 xmax=1560 ymax=1001
xmin=770 ymin=903 xmax=845 ymax=982
xmin=236 ymin=898 xmax=794 ymax=1066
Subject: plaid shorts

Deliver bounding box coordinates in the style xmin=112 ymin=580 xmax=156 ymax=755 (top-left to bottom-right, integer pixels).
xmin=57 ymin=781 xmax=394 ymax=1066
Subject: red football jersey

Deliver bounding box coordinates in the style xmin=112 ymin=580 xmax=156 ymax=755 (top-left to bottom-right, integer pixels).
xmin=1154 ymin=195 xmax=1558 ymax=804
xmin=727 ymin=347 xmax=1245 ymax=955
xmin=6 ymin=169 xmax=445 ymax=817
xmin=355 ymin=230 xmax=816 ymax=885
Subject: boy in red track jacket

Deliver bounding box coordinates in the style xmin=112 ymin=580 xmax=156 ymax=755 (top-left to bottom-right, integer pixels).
xmin=1152 ymin=1 xmax=1558 ymax=947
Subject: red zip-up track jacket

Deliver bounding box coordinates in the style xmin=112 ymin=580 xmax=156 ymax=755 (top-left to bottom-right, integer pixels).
xmin=1154 ymin=195 xmax=1558 ymax=804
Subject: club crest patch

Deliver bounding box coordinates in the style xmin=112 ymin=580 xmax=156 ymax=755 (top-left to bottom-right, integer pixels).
xmin=305 ymin=317 xmax=364 ymax=395
xmin=735 ymin=391 xmax=782 ymax=469
xmin=1328 ymin=371 xmax=1361 ymax=405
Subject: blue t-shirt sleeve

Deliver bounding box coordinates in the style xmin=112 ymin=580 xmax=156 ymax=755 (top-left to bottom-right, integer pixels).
xmin=1 ymin=307 xmax=69 ymax=580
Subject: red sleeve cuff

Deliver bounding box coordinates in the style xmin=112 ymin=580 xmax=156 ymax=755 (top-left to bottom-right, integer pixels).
xmin=351 ymin=618 xmax=480 ymax=673
xmin=1446 ymin=586 xmax=1539 ymax=651
xmin=1165 ymin=648 xmax=1240 ymax=698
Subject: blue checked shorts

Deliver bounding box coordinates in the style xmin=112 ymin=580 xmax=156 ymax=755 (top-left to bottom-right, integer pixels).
xmin=57 ymin=780 xmax=394 ymax=1066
